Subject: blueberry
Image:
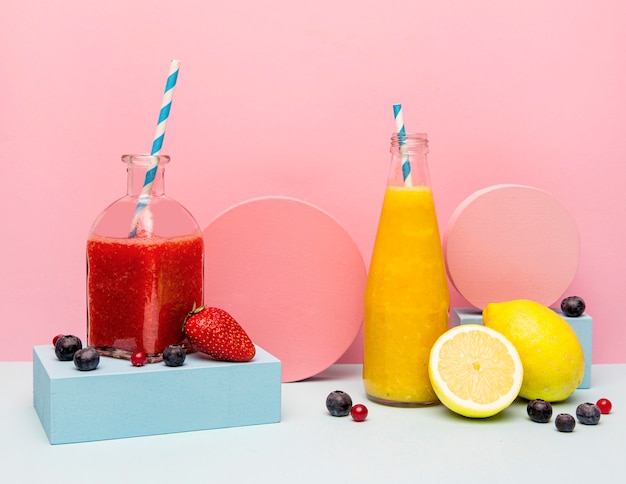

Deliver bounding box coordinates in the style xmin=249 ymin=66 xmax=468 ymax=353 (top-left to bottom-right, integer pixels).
xmin=576 ymin=402 xmax=601 ymax=425
xmin=527 ymin=399 xmax=553 ymax=423
xmin=561 ymin=296 xmax=586 ymax=317
xmin=555 ymin=413 xmax=576 ymax=432
xmin=163 ymin=344 xmax=186 ymax=367
xmin=54 ymin=335 xmax=83 ymax=361
xmin=73 ymin=346 xmax=100 ymax=371
xmin=326 ymin=390 xmax=353 ymax=417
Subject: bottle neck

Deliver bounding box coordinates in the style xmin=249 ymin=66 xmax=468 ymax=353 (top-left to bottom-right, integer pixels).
xmin=122 ymin=154 xmax=169 ymax=197
xmin=388 ymin=133 xmax=430 ymax=187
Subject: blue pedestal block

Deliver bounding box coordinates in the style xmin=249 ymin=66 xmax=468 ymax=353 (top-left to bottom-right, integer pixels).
xmin=451 ymin=308 xmax=592 ymax=389
xmin=33 ymin=345 xmax=282 ymax=444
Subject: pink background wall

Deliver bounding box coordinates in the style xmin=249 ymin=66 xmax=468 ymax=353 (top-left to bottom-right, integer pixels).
xmin=2 ymin=1 xmax=625 ymax=363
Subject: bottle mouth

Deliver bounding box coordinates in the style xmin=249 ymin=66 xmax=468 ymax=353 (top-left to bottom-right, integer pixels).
xmin=121 ymin=154 xmax=171 ymax=166
xmin=390 ymin=132 xmax=428 ymax=143
xmin=390 ymin=133 xmax=429 ymax=154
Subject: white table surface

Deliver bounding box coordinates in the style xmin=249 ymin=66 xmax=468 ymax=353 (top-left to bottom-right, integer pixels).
xmin=2 ymin=362 xmax=624 ymax=483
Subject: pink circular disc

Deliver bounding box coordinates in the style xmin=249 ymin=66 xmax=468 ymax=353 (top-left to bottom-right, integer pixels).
xmin=443 ymin=184 xmax=580 ymax=309
xmin=202 ymin=196 xmax=366 ymax=382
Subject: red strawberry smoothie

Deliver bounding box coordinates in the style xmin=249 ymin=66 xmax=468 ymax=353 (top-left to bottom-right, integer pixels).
xmin=87 ymin=232 xmax=203 ymax=358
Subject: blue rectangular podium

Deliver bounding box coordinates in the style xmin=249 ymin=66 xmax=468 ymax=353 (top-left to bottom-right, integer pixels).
xmin=33 ymin=345 xmax=282 ymax=444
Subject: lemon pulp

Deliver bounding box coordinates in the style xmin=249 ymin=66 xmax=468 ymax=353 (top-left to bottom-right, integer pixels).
xmin=429 ymin=324 xmax=523 ymax=418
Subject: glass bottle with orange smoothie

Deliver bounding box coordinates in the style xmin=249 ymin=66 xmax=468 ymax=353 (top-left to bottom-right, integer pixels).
xmin=363 ymin=133 xmax=449 ymax=406
xmin=87 ymin=154 xmax=204 ymax=363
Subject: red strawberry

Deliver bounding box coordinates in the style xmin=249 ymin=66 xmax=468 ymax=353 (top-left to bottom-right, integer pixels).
xmin=183 ymin=306 xmax=256 ymax=362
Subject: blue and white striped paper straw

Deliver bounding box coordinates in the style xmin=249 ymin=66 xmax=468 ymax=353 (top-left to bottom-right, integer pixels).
xmin=393 ymin=103 xmax=413 ymax=187
xmin=129 ymin=59 xmax=181 ymax=237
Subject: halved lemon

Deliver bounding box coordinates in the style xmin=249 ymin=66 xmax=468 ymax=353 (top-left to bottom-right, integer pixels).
xmin=428 ymin=324 xmax=523 ymax=418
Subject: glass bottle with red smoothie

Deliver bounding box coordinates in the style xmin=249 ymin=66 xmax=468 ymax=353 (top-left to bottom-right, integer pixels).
xmin=87 ymin=154 xmax=203 ymax=362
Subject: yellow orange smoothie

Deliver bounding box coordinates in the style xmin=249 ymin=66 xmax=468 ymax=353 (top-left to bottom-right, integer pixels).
xmin=363 ymin=186 xmax=450 ymax=405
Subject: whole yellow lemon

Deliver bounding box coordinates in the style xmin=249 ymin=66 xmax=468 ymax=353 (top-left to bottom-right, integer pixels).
xmin=483 ymin=299 xmax=584 ymax=402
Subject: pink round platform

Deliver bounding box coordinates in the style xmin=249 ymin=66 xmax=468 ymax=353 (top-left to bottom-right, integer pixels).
xmin=202 ymin=196 xmax=366 ymax=382
xmin=443 ymin=184 xmax=580 ymax=309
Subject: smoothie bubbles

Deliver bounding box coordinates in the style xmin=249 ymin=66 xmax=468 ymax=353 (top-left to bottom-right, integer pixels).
xmin=87 ymin=61 xmax=204 ymax=363
xmin=363 ymin=104 xmax=450 ymax=406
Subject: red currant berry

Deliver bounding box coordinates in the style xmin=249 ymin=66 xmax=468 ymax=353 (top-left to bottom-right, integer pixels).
xmin=52 ymin=334 xmax=64 ymax=346
xmin=596 ymin=398 xmax=612 ymax=414
xmin=350 ymin=403 xmax=368 ymax=422
xmin=131 ymin=350 xmax=147 ymax=367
